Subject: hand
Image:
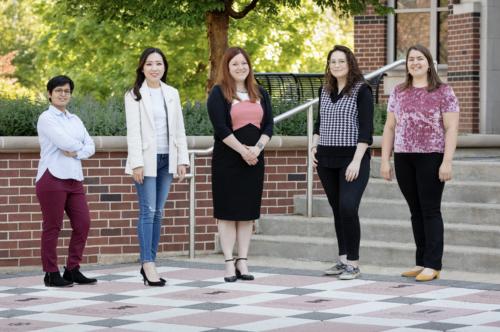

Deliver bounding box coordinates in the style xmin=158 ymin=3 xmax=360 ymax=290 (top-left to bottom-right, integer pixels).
xmin=380 ymin=160 xmax=393 ymax=181
xmin=63 ymin=150 xmax=77 ymax=158
xmin=177 ymin=165 xmax=187 ymax=182
xmin=439 ymin=160 xmax=452 ymax=182
xmin=311 ymin=146 xmax=318 ymax=167
xmin=240 ymin=147 xmax=258 ymax=166
xmin=132 ymin=166 xmax=144 ymax=184
xmin=247 ymin=145 xmax=261 ymax=159
xmin=345 ymin=159 xmax=361 ymax=182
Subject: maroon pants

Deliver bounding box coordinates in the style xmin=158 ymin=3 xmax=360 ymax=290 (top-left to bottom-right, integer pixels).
xmin=36 ymin=170 xmax=91 ymax=272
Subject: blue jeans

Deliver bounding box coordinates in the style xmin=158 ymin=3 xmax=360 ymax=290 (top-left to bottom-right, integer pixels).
xmin=134 ymin=154 xmax=173 ymax=263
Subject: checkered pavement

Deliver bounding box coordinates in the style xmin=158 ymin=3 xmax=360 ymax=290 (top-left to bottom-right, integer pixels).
xmin=1 ymin=260 xmax=499 ymax=331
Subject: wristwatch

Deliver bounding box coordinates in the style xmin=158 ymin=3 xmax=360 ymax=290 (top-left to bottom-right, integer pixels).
xmin=256 ymin=142 xmax=264 ymax=150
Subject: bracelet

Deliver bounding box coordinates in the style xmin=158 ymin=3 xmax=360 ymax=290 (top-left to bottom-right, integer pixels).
xmin=256 ymin=142 xmax=264 ymax=150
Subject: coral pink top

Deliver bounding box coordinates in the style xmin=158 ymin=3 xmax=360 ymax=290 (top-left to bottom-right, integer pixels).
xmin=388 ymin=84 xmax=459 ymax=153
xmin=230 ymin=100 xmax=263 ymax=131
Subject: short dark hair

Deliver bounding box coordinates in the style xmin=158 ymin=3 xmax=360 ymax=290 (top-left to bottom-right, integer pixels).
xmin=46 ymin=75 xmax=74 ymax=94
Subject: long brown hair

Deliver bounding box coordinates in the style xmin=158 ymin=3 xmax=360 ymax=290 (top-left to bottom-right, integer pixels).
xmin=401 ymin=44 xmax=442 ymax=92
xmin=132 ymin=47 xmax=168 ymax=101
xmin=323 ymin=45 xmax=365 ymax=95
xmin=215 ymin=47 xmax=261 ymax=103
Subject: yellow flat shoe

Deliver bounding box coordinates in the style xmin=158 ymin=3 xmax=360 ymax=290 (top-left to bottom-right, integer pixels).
xmin=401 ymin=267 xmax=424 ymax=277
xmin=416 ymin=270 xmax=440 ymax=281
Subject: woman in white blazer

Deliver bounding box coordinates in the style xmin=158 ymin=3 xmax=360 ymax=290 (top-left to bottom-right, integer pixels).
xmin=125 ymin=47 xmax=189 ymax=286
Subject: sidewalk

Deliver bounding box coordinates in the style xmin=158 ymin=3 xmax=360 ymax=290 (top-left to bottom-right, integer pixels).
xmin=0 ymin=257 xmax=499 ymax=332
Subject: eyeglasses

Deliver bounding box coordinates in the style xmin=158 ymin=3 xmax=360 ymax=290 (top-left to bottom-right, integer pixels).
xmin=329 ymin=60 xmax=347 ymax=66
xmin=53 ymin=88 xmax=72 ymax=95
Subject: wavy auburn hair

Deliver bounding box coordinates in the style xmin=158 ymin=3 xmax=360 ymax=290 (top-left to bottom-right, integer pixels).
xmin=401 ymin=44 xmax=442 ymax=92
xmin=132 ymin=47 xmax=169 ymax=101
xmin=215 ymin=47 xmax=261 ymax=103
xmin=323 ymin=45 xmax=365 ymax=95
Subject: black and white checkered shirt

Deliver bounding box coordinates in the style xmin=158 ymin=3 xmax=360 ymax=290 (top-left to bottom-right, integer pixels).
xmin=318 ymin=82 xmax=364 ymax=147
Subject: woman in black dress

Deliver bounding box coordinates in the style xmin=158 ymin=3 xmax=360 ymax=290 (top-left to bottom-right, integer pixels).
xmin=207 ymin=47 xmax=273 ymax=282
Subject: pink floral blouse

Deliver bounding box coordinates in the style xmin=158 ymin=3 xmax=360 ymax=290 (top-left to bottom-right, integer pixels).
xmin=388 ymin=84 xmax=459 ymax=153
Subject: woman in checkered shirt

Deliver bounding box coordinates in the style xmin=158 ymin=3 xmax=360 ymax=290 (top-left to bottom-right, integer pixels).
xmin=311 ymin=45 xmax=374 ymax=280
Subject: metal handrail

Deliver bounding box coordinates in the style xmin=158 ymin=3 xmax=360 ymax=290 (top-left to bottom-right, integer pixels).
xmin=185 ymin=59 xmax=406 ymax=259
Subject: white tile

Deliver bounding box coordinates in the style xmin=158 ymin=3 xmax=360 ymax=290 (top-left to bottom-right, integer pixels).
xmin=203 ymin=272 xmax=275 ymax=282
xmin=119 ymin=285 xmax=195 ymax=297
xmin=159 ymin=278 xmax=191 ymax=286
xmin=20 ymin=312 xmax=102 ymax=324
xmin=125 ymin=308 xmax=205 ymax=321
xmin=206 ymin=282 xmax=287 ymax=293
xmin=24 ymin=290 xmax=103 ymax=299
xmin=218 ymin=304 xmax=306 ymax=317
xmin=23 ymin=299 xmax=102 ymax=312
xmin=117 ymin=296 xmax=201 ymax=308
xmin=155 ymin=266 xmax=186 ymax=273
xmin=439 ymin=311 xmax=500 ymax=325
xmin=409 ymin=288 xmax=483 ymax=300
xmin=311 ymin=290 xmax=395 ymax=301
xmin=226 ymin=317 xmax=312 ymax=332
xmin=449 ymin=327 xmax=500 ymax=332
xmin=330 ymin=315 xmax=427 ymax=327
xmin=0 ymin=293 xmax=12 ymax=298
xmin=321 ymin=301 xmax=404 ymax=315
xmin=35 ymin=324 xmax=102 ymax=332
xmin=0 ymin=287 xmax=13 ymax=291
xmin=306 ymin=279 xmax=375 ymax=290
xmin=123 ymin=322 xmax=210 ymax=332
xmin=384 ymin=328 xmax=437 ymax=332
xmin=216 ymin=292 xmax=294 ymax=305
xmin=415 ymin=299 xmax=500 ymax=311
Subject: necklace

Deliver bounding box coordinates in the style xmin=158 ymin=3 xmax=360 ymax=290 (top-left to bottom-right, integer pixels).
xmin=237 ymin=89 xmax=248 ymax=93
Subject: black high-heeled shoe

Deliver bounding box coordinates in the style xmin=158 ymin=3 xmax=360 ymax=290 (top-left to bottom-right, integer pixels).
xmin=235 ymin=258 xmax=254 ymax=280
xmin=140 ymin=267 xmax=165 ymax=287
xmin=140 ymin=267 xmax=166 ymax=285
xmin=224 ymin=258 xmax=237 ymax=282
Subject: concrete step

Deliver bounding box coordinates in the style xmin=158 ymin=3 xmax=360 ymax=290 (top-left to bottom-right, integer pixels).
xmin=257 ymin=215 xmax=500 ymax=248
xmin=363 ymin=178 xmax=500 ymax=204
xmin=370 ymin=157 xmax=500 ymax=182
xmin=251 ymin=234 xmax=500 ymax=273
xmin=294 ymin=196 xmax=500 ymax=226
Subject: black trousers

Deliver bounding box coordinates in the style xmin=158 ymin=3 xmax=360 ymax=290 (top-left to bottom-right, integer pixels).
xmin=317 ymin=157 xmax=370 ymax=261
xmin=394 ymin=153 xmax=445 ymax=270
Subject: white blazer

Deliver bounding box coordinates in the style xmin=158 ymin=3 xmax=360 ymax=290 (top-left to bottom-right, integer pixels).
xmin=124 ymin=81 xmax=189 ymax=177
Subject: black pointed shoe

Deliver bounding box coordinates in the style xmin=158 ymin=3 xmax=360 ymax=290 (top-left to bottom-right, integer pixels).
xmin=235 ymin=258 xmax=254 ymax=281
xmin=44 ymin=271 xmax=73 ymax=287
xmin=63 ymin=267 xmax=97 ymax=285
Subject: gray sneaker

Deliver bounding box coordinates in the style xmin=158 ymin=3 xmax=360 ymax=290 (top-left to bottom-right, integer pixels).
xmin=324 ymin=261 xmax=347 ymax=276
xmin=338 ymin=265 xmax=361 ymax=280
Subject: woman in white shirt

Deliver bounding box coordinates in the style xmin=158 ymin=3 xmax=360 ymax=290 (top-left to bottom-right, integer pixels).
xmin=36 ymin=75 xmax=96 ymax=287
xmin=125 ymin=48 xmax=189 ymax=286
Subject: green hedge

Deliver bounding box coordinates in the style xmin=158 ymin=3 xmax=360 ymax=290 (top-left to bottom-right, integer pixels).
xmin=0 ymin=96 xmax=387 ymax=137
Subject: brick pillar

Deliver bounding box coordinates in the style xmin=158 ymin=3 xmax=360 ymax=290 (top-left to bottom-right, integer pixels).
xmin=447 ymin=2 xmax=480 ymax=133
xmin=354 ymin=6 xmax=387 ymax=73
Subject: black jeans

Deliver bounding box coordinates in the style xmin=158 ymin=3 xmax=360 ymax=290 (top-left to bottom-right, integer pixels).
xmin=317 ymin=157 xmax=370 ymax=261
xmin=394 ymin=153 xmax=445 ymax=270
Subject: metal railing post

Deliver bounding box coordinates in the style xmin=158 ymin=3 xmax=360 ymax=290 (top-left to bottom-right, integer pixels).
xmin=189 ymin=152 xmax=196 ymax=259
xmin=306 ymin=104 xmax=314 ymax=218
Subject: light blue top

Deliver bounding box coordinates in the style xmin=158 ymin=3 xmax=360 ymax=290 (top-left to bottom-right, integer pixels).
xmin=36 ymin=105 xmax=95 ymax=182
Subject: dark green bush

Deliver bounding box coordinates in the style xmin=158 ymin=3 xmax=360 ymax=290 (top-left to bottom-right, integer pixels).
xmin=0 ymin=95 xmax=386 ymax=137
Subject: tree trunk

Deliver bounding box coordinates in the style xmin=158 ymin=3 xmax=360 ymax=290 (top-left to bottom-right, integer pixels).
xmin=206 ymin=10 xmax=229 ymax=92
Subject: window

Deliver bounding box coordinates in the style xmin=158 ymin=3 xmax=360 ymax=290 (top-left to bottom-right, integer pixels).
xmin=388 ymin=0 xmax=449 ymax=63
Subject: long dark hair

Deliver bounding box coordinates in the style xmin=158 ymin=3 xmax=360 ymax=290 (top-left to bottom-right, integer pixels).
xmin=323 ymin=45 xmax=365 ymax=95
xmin=132 ymin=47 xmax=169 ymax=101
xmin=401 ymin=44 xmax=442 ymax=92
xmin=215 ymin=47 xmax=261 ymax=103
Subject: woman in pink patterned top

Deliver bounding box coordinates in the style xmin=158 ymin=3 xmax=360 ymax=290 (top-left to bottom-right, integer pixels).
xmin=380 ymin=45 xmax=459 ymax=282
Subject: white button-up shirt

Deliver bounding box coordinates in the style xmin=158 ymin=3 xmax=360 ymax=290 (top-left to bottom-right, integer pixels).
xmin=36 ymin=105 xmax=95 ymax=182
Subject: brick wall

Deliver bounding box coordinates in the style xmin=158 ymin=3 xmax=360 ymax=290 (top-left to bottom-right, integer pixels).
xmin=0 ymin=147 xmax=325 ymax=269
xmin=447 ymin=10 xmax=480 ymax=133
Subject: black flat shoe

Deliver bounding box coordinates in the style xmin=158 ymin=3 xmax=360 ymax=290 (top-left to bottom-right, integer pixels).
xmin=44 ymin=271 xmax=73 ymax=287
xmin=63 ymin=267 xmax=97 ymax=285
xmin=235 ymin=258 xmax=254 ymax=281
xmin=140 ymin=267 xmax=165 ymax=287
xmin=224 ymin=258 xmax=237 ymax=282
